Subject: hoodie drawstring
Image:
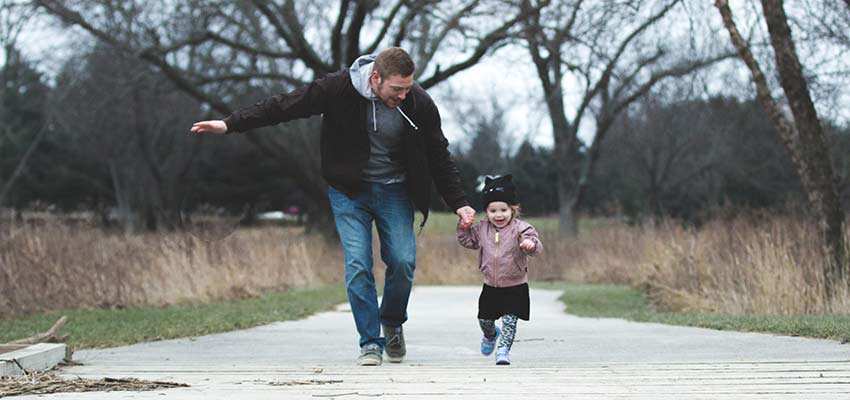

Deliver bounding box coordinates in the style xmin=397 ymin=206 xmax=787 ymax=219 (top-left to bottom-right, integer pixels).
xmin=371 ymin=100 xmax=377 ymax=132
xmin=397 ymin=106 xmax=419 ymax=131
xmin=372 ymin=101 xmax=419 ymax=132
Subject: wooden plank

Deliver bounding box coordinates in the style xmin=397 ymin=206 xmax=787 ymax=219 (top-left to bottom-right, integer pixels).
xmin=0 ymin=343 xmax=67 ymax=377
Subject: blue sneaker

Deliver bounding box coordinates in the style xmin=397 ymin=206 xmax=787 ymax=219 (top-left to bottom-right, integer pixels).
xmin=495 ymin=347 xmax=511 ymax=365
xmin=480 ymin=327 xmax=500 ymax=356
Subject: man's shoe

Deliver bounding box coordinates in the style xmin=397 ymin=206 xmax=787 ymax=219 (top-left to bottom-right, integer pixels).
xmin=495 ymin=347 xmax=511 ymax=365
xmin=357 ymin=343 xmax=383 ymax=366
xmin=382 ymin=324 xmax=406 ymax=363
xmin=481 ymin=326 xmax=500 ymax=356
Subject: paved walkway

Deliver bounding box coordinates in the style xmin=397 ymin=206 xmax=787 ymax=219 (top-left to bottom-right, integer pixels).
xmin=21 ymin=286 xmax=850 ymax=399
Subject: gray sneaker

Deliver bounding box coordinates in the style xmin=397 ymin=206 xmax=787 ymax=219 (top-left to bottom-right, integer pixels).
xmin=357 ymin=343 xmax=383 ymax=366
xmin=382 ymin=324 xmax=406 ymax=363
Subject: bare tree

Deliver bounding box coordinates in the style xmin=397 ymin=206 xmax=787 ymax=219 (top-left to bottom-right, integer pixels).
xmin=715 ymin=0 xmax=846 ymax=301
xmin=618 ymin=87 xmax=723 ymax=219
xmin=519 ymin=0 xmax=731 ymax=235
xmin=48 ymin=45 xmax=201 ymax=232
xmin=31 ymin=0 xmax=535 ymax=233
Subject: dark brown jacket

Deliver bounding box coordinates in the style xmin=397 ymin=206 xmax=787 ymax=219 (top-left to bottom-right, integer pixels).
xmin=223 ymin=69 xmax=469 ymax=226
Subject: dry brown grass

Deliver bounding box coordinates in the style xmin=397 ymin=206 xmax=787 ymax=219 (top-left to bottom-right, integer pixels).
xmin=416 ymin=214 xmax=850 ymax=315
xmin=633 ymin=217 xmax=850 ymax=315
xmin=4 ymin=212 xmax=849 ymax=318
xmin=0 ymin=219 xmax=342 ymax=316
xmin=500 ymin=216 xmax=850 ymax=315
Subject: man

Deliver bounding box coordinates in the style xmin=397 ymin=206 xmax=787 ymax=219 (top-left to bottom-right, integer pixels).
xmin=191 ymin=47 xmax=476 ymax=366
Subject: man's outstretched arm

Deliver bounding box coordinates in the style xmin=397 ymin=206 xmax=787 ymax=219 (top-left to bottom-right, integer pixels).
xmin=190 ymin=72 xmax=340 ymax=135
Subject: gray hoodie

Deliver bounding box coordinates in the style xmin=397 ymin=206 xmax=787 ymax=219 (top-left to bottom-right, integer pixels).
xmin=349 ymin=54 xmax=416 ymax=184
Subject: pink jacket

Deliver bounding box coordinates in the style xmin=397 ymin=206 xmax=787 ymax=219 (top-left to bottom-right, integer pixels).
xmin=457 ymin=218 xmax=543 ymax=287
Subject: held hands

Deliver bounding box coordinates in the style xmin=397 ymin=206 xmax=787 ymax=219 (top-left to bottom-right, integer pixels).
xmin=190 ymin=120 xmax=227 ymax=135
xmin=456 ymin=205 xmax=475 ymax=229
xmin=520 ymin=238 xmax=536 ymax=253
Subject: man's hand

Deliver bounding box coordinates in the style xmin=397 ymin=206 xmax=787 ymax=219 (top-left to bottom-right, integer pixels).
xmin=456 ymin=205 xmax=475 ymax=229
xmin=190 ymin=120 xmax=228 ymax=135
xmin=520 ymin=238 xmax=536 ymax=253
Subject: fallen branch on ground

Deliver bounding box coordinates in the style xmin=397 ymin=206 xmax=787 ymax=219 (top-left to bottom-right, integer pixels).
xmin=5 ymin=316 xmax=68 ymax=345
xmin=0 ymin=371 xmax=189 ymax=397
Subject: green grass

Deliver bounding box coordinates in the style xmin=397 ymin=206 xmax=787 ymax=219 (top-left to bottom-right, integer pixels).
xmin=0 ymin=285 xmax=347 ymax=349
xmin=535 ymin=282 xmax=850 ymax=343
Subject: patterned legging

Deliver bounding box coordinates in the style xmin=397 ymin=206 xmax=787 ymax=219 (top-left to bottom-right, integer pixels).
xmin=478 ymin=314 xmax=518 ymax=351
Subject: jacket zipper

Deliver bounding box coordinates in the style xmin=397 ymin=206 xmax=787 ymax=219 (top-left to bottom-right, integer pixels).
xmin=493 ymin=226 xmax=502 ymax=287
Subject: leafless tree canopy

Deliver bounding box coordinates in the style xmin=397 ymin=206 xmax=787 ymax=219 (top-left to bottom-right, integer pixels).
xmin=517 ymin=0 xmax=731 ymax=234
xmin=27 ymin=0 xmax=536 ymax=232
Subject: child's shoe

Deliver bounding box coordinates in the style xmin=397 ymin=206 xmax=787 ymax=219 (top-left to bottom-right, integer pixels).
xmin=495 ymin=347 xmax=511 ymax=365
xmin=480 ymin=327 xmax=500 ymax=356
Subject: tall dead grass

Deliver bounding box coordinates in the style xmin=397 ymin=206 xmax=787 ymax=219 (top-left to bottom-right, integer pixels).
xmin=0 ymin=219 xmax=341 ymax=316
xmin=4 ymin=212 xmax=849 ymax=317
xmin=634 ymin=217 xmax=850 ymax=315
xmin=417 ymin=215 xmax=850 ymax=315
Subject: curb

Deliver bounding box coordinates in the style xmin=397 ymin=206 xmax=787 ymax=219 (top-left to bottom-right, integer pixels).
xmin=1 ymin=343 xmax=68 ymax=377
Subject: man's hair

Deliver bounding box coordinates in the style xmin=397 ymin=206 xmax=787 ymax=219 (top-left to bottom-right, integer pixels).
xmin=374 ymin=47 xmax=415 ymax=79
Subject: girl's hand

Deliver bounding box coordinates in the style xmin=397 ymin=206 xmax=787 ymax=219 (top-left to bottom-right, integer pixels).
xmin=458 ymin=218 xmax=473 ymax=230
xmin=519 ymin=238 xmax=536 ymax=253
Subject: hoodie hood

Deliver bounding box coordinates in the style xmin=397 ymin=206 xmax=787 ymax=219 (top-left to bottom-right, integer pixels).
xmin=350 ymin=54 xmax=377 ymax=100
xmin=349 ymin=53 xmax=420 ymax=131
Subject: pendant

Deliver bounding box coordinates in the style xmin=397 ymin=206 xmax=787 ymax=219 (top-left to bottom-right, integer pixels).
xmin=495 ymin=231 xmax=500 ymax=244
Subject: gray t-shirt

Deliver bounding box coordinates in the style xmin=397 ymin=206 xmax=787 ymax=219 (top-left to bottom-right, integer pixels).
xmin=363 ymin=99 xmax=407 ymax=183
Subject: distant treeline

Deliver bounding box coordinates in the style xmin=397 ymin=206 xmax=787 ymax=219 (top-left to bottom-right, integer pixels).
xmin=3 ymin=44 xmax=849 ymax=230
xmin=450 ymin=94 xmax=850 ymax=223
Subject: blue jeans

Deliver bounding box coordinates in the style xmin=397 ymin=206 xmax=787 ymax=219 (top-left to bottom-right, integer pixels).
xmin=327 ymin=182 xmax=416 ymax=349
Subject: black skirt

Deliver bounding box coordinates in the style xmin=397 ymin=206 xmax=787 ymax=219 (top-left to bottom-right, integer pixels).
xmin=478 ymin=283 xmax=530 ymax=321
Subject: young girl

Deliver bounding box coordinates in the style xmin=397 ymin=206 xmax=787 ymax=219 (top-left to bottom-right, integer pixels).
xmin=457 ymin=174 xmax=542 ymax=365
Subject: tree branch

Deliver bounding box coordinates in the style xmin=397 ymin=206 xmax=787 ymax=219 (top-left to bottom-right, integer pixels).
xmin=418 ymin=0 xmax=481 ymax=74
xmin=419 ymin=4 xmax=532 ymax=89
xmin=345 ymin=0 xmax=377 ymax=66
xmin=206 ymin=31 xmax=296 ymax=59
xmin=365 ymin=0 xmax=406 ymax=54
xmin=578 ymin=0 xmax=681 ymax=121
xmin=611 ymin=53 xmax=734 ymax=118
xmin=250 ymin=0 xmax=333 ymax=74
xmin=193 ymin=72 xmax=306 ymax=87
xmin=714 ymin=0 xmax=798 ymax=154
xmin=331 ymin=0 xmax=351 ymax=65
xmin=393 ymin=1 xmax=433 ymax=47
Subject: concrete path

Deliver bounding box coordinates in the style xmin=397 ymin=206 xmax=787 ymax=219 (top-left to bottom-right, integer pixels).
xmin=21 ymin=286 xmax=850 ymax=399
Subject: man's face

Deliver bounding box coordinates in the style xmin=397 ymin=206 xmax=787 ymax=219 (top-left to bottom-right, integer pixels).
xmin=486 ymin=201 xmax=513 ymax=228
xmin=370 ymin=71 xmax=413 ymax=108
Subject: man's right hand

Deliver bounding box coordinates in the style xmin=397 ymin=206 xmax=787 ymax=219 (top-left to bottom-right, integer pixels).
xmin=190 ymin=120 xmax=227 ymax=135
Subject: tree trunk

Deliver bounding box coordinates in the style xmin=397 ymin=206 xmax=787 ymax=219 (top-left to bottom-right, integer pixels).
xmin=545 ymin=84 xmax=580 ymax=237
xmin=716 ymin=0 xmax=847 ymax=301
xmin=558 ymin=180 xmax=579 ymax=235
xmin=760 ymin=0 xmax=846 ymax=298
